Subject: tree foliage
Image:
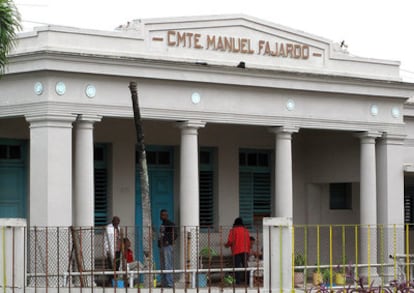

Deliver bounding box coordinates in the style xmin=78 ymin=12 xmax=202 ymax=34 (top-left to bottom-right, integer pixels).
xmin=0 ymin=0 xmax=21 ymax=74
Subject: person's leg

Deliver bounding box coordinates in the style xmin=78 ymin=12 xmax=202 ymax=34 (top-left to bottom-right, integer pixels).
xmin=241 ymin=253 xmax=248 ymax=284
xmin=234 ymin=253 xmax=243 ymax=284
xmin=164 ymin=245 xmax=174 ymax=287
xmin=160 ymin=246 xmax=167 ymax=287
xmin=106 ymin=254 xmax=114 ymax=286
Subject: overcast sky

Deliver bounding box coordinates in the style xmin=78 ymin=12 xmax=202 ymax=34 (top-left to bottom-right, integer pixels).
xmin=15 ymin=0 xmax=414 ymax=81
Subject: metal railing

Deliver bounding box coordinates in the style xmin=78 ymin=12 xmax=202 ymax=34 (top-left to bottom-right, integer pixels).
xmin=2 ymin=223 xmax=414 ymax=291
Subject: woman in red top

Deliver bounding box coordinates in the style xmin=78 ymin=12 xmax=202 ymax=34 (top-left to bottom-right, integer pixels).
xmin=123 ymin=238 xmax=134 ymax=263
xmin=225 ymin=217 xmax=251 ymax=285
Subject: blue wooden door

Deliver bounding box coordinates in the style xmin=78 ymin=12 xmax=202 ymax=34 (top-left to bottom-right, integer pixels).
xmin=0 ymin=140 xmax=27 ymax=218
xmin=135 ymin=147 xmax=174 ymax=272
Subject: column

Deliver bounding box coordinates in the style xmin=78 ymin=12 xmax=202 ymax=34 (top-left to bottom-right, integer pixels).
xmin=377 ymin=133 xmax=405 ymax=278
xmin=73 ymin=114 xmax=102 ymax=227
xmin=357 ymin=131 xmax=381 ymax=280
xmin=26 ymin=114 xmax=76 ymax=286
xmin=269 ymin=126 xmax=298 ymax=218
xmin=26 ymin=114 xmax=77 ymax=227
xmin=177 ymin=120 xmax=205 ymax=277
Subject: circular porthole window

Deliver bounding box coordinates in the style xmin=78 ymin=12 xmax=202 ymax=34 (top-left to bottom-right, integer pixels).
xmin=34 ymin=82 xmax=43 ymax=95
xmin=391 ymin=107 xmax=400 ymax=118
xmin=191 ymin=92 xmax=201 ymax=104
xmin=286 ymin=99 xmax=295 ymax=111
xmin=370 ymin=104 xmax=378 ymax=116
xmin=55 ymin=81 xmax=66 ymax=96
xmin=85 ymin=85 xmax=96 ymax=98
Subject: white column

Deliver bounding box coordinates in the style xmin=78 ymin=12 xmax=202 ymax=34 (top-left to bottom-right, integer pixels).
xmin=269 ymin=126 xmax=298 ymax=218
xmin=178 ymin=120 xmax=205 ymax=228
xmin=377 ymin=133 xmax=405 ymax=273
xmin=26 ymin=114 xmax=76 ymax=227
xmin=377 ymin=133 xmax=405 ymax=225
xmin=73 ymin=115 xmax=102 ymax=227
xmin=177 ymin=120 xmax=205 ymax=275
xmin=357 ymin=131 xmax=381 ymax=280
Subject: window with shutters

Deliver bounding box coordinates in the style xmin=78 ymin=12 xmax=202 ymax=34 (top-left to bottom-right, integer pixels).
xmin=405 ymin=185 xmax=414 ymax=224
xmin=199 ymin=148 xmax=215 ymax=228
xmin=94 ymin=144 xmax=108 ymax=226
xmin=239 ymin=150 xmax=271 ymax=229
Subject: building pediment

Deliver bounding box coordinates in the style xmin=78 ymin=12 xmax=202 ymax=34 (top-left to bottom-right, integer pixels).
xmin=12 ymin=14 xmax=401 ymax=81
xmin=118 ymin=14 xmax=400 ymax=79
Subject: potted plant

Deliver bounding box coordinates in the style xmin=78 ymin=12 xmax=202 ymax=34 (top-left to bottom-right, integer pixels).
xmin=312 ymin=267 xmax=323 ymax=286
xmin=198 ymin=247 xmax=218 ymax=287
xmin=334 ymin=264 xmax=346 ymax=286
xmin=199 ymin=246 xmax=218 ymax=268
xmin=294 ymin=253 xmax=305 ymax=287
xmin=321 ymin=267 xmax=331 ymax=285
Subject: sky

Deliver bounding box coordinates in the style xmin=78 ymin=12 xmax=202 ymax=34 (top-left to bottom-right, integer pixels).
xmin=15 ymin=0 xmax=414 ymax=81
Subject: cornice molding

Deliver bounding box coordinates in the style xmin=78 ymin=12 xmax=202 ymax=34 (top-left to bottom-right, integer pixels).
xmin=25 ymin=113 xmax=77 ymax=129
xmin=3 ymin=101 xmax=407 ymax=134
xmin=6 ymin=50 xmax=414 ymax=99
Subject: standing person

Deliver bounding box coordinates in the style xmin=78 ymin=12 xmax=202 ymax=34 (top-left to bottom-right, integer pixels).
xmin=158 ymin=209 xmax=177 ymax=288
xmin=104 ymin=216 xmax=122 ymax=271
xmin=224 ymin=217 xmax=251 ymax=285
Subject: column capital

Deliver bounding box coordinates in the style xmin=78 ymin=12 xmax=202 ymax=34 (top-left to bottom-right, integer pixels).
xmin=76 ymin=114 xmax=102 ymax=130
xmin=176 ymin=120 xmax=206 ymax=130
xmin=25 ymin=113 xmax=77 ymax=128
xmin=378 ymin=132 xmax=406 ymax=145
xmin=355 ymin=131 xmax=381 ymax=143
xmin=268 ymin=125 xmax=299 ymax=135
xmin=77 ymin=114 xmax=102 ymax=123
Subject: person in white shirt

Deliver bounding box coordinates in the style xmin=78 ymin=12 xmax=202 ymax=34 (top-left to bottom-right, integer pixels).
xmin=104 ymin=216 xmax=121 ymax=271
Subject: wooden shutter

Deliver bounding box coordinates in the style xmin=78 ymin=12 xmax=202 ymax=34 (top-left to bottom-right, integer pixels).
xmin=239 ymin=172 xmax=254 ymax=228
xmin=94 ymin=144 xmax=108 ymax=226
xmin=405 ymin=185 xmax=414 ymax=224
xmin=200 ymin=170 xmax=214 ymax=227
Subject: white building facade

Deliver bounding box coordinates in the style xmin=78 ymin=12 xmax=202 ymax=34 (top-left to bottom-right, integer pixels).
xmin=1 ymin=14 xmax=414 ymax=240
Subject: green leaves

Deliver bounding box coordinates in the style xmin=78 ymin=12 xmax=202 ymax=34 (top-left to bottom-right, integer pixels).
xmin=0 ymin=0 xmax=21 ymax=74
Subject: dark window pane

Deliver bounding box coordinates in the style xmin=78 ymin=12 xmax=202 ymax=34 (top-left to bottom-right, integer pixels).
xmin=330 ymin=183 xmax=352 ymax=210
xmin=0 ymin=145 xmax=7 ymax=159
xmin=158 ymin=151 xmax=170 ymax=165
xmin=239 ymin=153 xmax=246 ymax=166
xmin=94 ymin=147 xmax=104 ymax=161
xmin=200 ymin=151 xmax=210 ymax=165
xmin=146 ymin=151 xmax=157 ymax=165
xmin=247 ymin=153 xmax=257 ymax=166
xmin=257 ymin=153 xmax=269 ymax=167
xmin=8 ymin=146 xmax=21 ymax=159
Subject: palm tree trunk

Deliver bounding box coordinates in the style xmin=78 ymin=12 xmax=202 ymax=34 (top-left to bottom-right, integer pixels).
xmin=129 ymin=81 xmax=153 ymax=287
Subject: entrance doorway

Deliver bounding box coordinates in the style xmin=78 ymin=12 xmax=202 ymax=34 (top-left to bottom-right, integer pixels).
xmin=135 ymin=146 xmax=174 ymax=271
xmin=0 ymin=139 xmax=27 ymax=218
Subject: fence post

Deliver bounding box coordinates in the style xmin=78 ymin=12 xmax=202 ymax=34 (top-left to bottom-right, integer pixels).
xmin=263 ymin=217 xmax=292 ymax=293
xmin=0 ymin=219 xmax=26 ymax=292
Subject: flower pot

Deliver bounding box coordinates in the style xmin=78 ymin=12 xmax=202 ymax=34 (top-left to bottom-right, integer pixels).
xmin=112 ymin=279 xmax=125 ymax=288
xmin=335 ymin=273 xmax=346 ymax=285
xmin=294 ymin=272 xmax=304 ymax=287
xmin=197 ymin=274 xmax=207 ymax=287
xmin=312 ymin=272 xmax=323 ymax=286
